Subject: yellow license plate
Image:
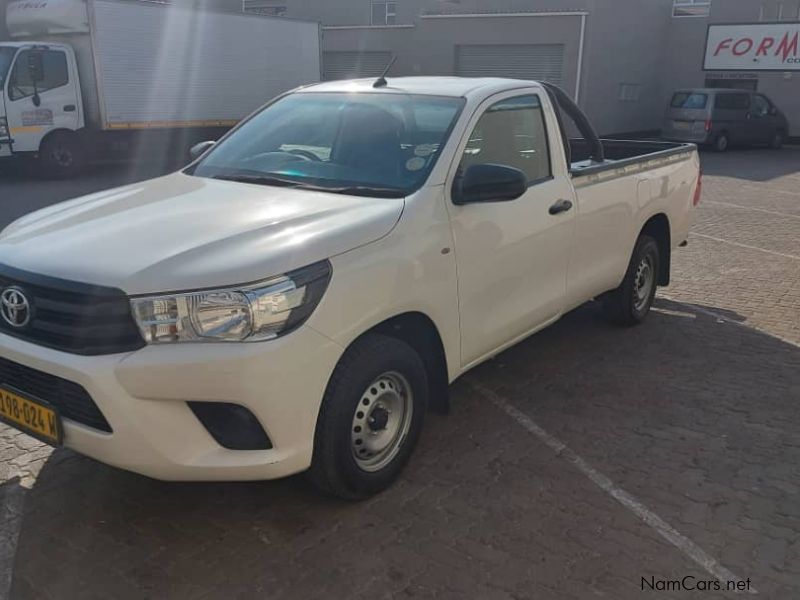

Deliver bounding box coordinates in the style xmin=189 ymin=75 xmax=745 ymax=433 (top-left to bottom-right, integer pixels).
xmin=0 ymin=386 xmax=62 ymax=445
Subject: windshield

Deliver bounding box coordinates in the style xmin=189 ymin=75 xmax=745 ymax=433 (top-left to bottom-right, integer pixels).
xmin=190 ymin=92 xmax=465 ymax=197
xmin=0 ymin=47 xmax=16 ymax=89
xmin=670 ymin=92 xmax=708 ymax=110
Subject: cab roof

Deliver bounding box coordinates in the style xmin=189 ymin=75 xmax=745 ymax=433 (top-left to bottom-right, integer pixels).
xmin=301 ymin=76 xmax=543 ymax=99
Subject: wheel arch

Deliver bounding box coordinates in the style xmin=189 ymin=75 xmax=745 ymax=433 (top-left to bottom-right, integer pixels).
xmin=38 ymin=127 xmax=81 ymax=150
xmin=351 ymin=312 xmax=450 ymax=415
xmin=639 ymin=213 xmax=671 ymax=286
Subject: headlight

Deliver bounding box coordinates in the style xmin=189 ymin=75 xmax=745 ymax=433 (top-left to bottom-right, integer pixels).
xmin=0 ymin=117 xmax=8 ymax=139
xmin=130 ymin=261 xmax=331 ymax=344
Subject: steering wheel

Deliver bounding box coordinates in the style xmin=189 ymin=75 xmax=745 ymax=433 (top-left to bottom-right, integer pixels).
xmin=287 ymin=149 xmax=322 ymax=162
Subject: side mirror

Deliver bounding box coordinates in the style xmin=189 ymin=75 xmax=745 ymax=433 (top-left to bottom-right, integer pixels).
xmin=189 ymin=140 xmax=216 ymax=160
xmin=453 ymin=163 xmax=528 ymax=206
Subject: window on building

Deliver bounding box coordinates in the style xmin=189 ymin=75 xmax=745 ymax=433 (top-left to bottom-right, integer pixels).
xmin=672 ymin=0 xmax=711 ymax=17
xmin=618 ymin=83 xmax=642 ymax=103
xmin=243 ymin=1 xmax=287 ymax=16
xmin=8 ymin=50 xmax=68 ymax=101
xmin=459 ymin=95 xmax=551 ymax=184
xmin=371 ymin=1 xmax=397 ymax=25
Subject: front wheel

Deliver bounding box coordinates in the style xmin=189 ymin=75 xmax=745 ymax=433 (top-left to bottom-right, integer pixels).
xmin=308 ymin=334 xmax=428 ymax=500
xmin=602 ymin=235 xmax=660 ymax=326
xmin=770 ymin=131 xmax=785 ymax=150
xmin=39 ymin=131 xmax=85 ymax=178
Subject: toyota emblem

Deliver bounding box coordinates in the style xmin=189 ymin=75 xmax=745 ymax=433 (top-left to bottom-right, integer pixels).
xmin=1 ymin=287 xmax=32 ymax=329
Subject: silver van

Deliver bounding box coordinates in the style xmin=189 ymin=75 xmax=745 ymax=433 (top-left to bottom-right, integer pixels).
xmin=662 ymin=89 xmax=789 ymax=152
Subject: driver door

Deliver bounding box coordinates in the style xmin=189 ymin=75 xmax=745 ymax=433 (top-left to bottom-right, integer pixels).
xmin=5 ymin=48 xmax=80 ymax=152
xmin=446 ymin=92 xmax=576 ymax=367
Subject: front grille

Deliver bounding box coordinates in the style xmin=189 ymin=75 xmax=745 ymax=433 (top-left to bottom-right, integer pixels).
xmin=0 ymin=357 xmax=112 ymax=432
xmin=0 ymin=264 xmax=145 ymax=356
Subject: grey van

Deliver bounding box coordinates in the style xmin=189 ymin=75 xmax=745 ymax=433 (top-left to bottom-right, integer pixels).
xmin=662 ymin=89 xmax=789 ymax=152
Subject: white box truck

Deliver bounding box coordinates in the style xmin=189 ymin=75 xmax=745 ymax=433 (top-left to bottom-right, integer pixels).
xmin=0 ymin=0 xmax=321 ymax=176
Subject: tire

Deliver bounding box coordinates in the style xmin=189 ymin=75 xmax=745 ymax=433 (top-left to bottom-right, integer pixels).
xmin=713 ymin=133 xmax=729 ymax=153
xmin=308 ymin=334 xmax=428 ymax=500
xmin=602 ymin=235 xmax=660 ymax=326
xmin=39 ymin=131 xmax=85 ymax=178
xmin=770 ymin=131 xmax=784 ymax=150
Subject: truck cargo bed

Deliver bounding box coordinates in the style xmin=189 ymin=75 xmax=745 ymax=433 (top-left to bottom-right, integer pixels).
xmin=570 ymin=139 xmax=695 ymax=177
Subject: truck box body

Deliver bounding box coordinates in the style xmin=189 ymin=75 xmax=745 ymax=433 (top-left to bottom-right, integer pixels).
xmin=0 ymin=0 xmax=321 ymax=171
xmin=6 ymin=0 xmax=321 ymax=130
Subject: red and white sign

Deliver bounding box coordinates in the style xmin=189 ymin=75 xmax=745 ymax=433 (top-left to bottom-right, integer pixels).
xmin=704 ymin=24 xmax=800 ymax=71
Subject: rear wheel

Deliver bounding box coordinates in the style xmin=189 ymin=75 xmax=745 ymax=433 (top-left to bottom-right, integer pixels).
xmin=39 ymin=131 xmax=85 ymax=178
xmin=713 ymin=133 xmax=729 ymax=153
xmin=308 ymin=334 xmax=428 ymax=500
xmin=602 ymin=235 xmax=660 ymax=326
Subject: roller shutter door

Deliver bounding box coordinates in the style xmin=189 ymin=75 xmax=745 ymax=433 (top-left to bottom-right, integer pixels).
xmin=323 ymin=51 xmax=393 ymax=81
xmin=456 ymin=44 xmax=565 ymax=85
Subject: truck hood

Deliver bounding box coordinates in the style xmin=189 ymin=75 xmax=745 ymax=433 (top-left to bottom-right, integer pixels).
xmin=0 ymin=173 xmax=404 ymax=294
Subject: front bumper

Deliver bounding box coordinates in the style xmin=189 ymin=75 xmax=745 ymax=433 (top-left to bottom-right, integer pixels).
xmin=0 ymin=326 xmax=343 ymax=481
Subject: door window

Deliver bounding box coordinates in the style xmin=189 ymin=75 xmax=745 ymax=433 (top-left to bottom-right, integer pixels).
xmin=751 ymin=95 xmax=771 ymax=118
xmin=8 ymin=50 xmax=68 ymax=101
xmin=459 ymin=95 xmax=551 ymax=184
xmin=714 ymin=93 xmax=750 ymax=110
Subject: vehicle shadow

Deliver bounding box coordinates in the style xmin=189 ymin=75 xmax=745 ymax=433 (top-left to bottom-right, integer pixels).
xmin=699 ymin=145 xmax=800 ymax=182
xmin=6 ymin=299 xmax=800 ymax=599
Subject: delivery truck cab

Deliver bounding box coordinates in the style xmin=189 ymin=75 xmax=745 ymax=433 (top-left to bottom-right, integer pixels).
xmin=0 ymin=42 xmax=84 ymax=168
xmin=0 ymin=0 xmax=321 ymax=177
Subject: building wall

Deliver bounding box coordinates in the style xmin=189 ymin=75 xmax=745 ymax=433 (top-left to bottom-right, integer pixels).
xmin=662 ymin=0 xmax=800 ymax=136
xmin=321 ymin=0 xmax=673 ymax=135
xmin=0 ymin=0 xmax=10 ymax=40
xmin=5 ymin=0 xmax=797 ymax=136
xmin=579 ymin=0 xmax=673 ymax=135
xmin=324 ymin=13 xmax=583 ymax=94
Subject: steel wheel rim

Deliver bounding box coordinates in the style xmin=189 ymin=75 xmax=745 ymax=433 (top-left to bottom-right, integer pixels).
xmin=51 ymin=145 xmax=73 ymax=168
xmin=717 ymin=136 xmax=728 ymax=151
xmin=351 ymin=371 xmax=413 ymax=473
xmin=633 ymin=254 xmax=655 ymax=312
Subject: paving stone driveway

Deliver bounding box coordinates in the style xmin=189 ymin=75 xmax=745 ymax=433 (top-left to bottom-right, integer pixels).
xmin=0 ymin=148 xmax=798 ymax=599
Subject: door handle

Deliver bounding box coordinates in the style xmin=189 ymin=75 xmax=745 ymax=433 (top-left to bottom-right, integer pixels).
xmin=549 ymin=199 xmax=573 ymax=215
xmin=63 ymin=105 xmax=76 ymax=112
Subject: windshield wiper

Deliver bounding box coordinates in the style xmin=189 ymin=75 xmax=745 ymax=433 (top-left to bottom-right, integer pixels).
xmin=323 ymin=186 xmax=406 ymax=199
xmin=211 ymin=174 xmax=405 ymax=198
xmin=210 ymin=174 xmax=302 ymax=187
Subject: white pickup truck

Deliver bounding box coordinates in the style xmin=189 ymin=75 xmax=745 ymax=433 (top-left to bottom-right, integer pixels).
xmin=0 ymin=77 xmax=701 ymax=499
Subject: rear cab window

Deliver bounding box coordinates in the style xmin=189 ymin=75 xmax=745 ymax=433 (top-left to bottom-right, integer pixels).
xmin=670 ymin=92 xmax=708 ymax=109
